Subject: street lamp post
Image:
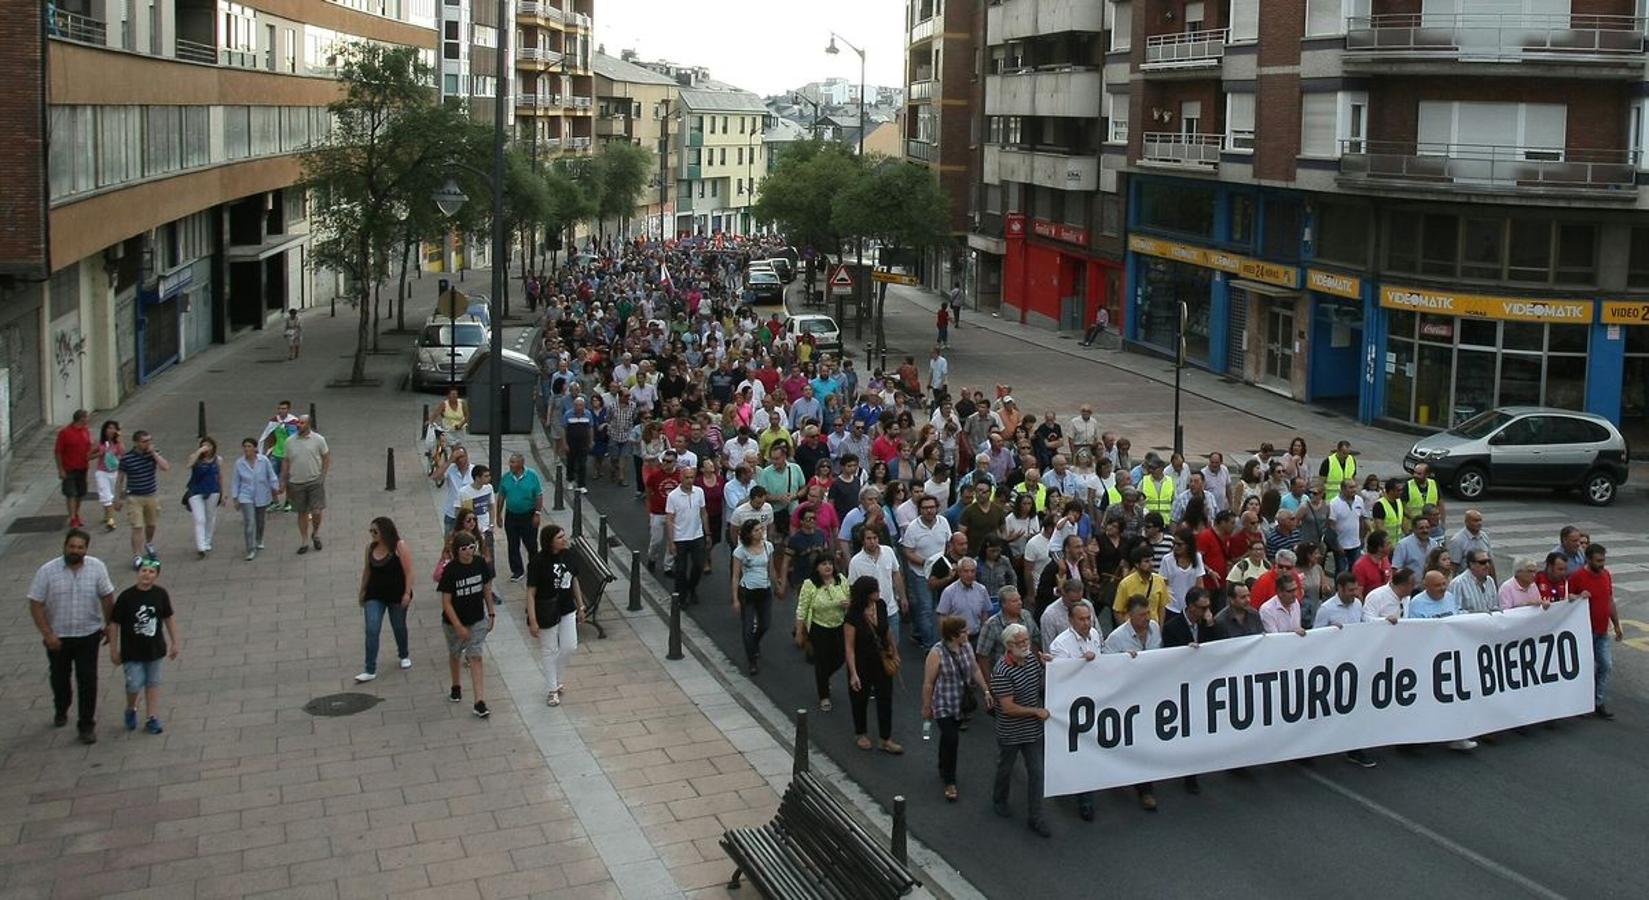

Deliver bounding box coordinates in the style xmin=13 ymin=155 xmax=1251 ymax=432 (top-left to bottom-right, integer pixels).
xmin=826 ymin=31 xmax=867 ymax=340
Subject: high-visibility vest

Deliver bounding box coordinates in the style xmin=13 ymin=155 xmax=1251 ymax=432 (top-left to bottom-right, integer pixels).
xmin=1103 ymin=484 xmax=1122 ymax=510
xmin=1141 ymin=475 xmax=1175 ymax=517
xmin=1373 ymin=497 xmax=1404 ymax=532
xmin=1015 ymin=482 xmax=1049 ymax=512
xmin=1405 ymin=479 xmax=1438 ymax=514
xmin=1326 ymin=454 xmax=1356 ymax=487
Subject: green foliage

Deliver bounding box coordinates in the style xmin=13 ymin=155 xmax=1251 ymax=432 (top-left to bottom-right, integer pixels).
xmin=753 ymin=138 xmax=865 ymax=258
xmin=591 ymin=141 xmax=656 ymax=226
xmin=831 ymin=157 xmax=950 ymax=252
xmin=543 ymin=158 xmax=598 ymax=243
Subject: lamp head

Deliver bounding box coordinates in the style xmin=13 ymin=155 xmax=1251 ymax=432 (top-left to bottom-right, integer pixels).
xmin=825 ymin=36 xmax=840 ymax=55
xmin=432 ymin=177 xmax=469 ymax=218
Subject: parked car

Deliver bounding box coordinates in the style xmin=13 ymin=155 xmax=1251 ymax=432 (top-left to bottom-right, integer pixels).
xmin=744 ymin=269 xmax=785 ymax=304
xmin=1404 ymin=406 xmax=1629 ymax=506
xmin=786 ymin=313 xmax=841 ymax=355
xmin=411 ymin=315 xmax=490 ymax=391
xmin=764 ymin=257 xmax=795 ymax=283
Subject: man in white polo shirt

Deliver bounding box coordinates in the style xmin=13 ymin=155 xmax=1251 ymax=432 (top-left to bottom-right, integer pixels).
xmin=664 ymin=465 xmax=709 ymax=606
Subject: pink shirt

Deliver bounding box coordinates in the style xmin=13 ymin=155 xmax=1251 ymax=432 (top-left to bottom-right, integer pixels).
xmin=1259 ymin=597 xmax=1302 ymax=634
xmin=1498 ymin=578 xmax=1542 ymax=610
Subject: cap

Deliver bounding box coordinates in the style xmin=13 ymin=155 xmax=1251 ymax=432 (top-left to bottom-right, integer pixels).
xmin=1001 ymin=396 xmax=1016 ymax=405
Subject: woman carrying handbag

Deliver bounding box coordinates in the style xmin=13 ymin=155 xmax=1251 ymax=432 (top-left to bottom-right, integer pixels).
xmin=843 ymin=575 xmax=902 ymax=755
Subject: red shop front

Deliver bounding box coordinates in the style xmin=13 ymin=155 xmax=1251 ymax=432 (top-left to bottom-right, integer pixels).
xmin=1002 ymin=214 xmax=1122 ymax=333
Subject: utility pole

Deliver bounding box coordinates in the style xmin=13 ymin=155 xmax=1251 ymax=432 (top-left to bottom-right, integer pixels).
xmin=659 ymin=98 xmax=672 ymax=241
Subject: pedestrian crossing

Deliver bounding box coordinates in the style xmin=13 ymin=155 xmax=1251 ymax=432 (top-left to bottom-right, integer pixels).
xmin=1467 ymin=500 xmax=1649 ymax=595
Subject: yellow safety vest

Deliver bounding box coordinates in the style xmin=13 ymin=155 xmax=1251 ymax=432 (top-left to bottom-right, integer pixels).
xmin=1141 ymin=475 xmax=1175 ymax=517
xmin=1103 ymin=485 xmax=1122 ymax=509
xmin=1015 ymin=482 xmax=1048 ymax=512
xmin=1326 ymin=454 xmax=1356 ymax=487
xmin=1405 ymin=479 xmax=1438 ymax=514
xmin=1373 ymin=497 xmax=1404 ymax=532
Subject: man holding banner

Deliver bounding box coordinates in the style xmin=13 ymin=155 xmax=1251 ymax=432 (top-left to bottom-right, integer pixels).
xmin=991 ymin=624 xmax=1051 ymax=837
xmin=1102 ymin=595 xmax=1166 ymax=810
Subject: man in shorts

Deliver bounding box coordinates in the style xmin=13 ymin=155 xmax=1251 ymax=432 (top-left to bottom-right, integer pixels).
xmin=115 ymin=431 xmax=170 ymax=570
xmin=280 ymin=415 xmax=330 ymax=554
xmin=438 ymin=532 xmax=496 ymax=718
xmin=54 ymin=409 xmax=93 ymax=528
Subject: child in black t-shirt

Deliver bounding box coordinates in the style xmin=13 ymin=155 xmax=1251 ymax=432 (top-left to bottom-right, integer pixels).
xmin=438 ymin=532 xmax=496 ymax=718
xmin=107 ymin=558 xmax=179 ymax=734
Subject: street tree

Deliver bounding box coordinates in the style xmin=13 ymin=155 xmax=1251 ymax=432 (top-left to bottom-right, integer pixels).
xmin=543 ymin=158 xmax=598 ymax=263
xmin=591 ymin=140 xmax=655 ymax=241
xmin=302 ymin=43 xmax=470 ymax=382
xmin=831 ymin=157 xmax=951 ymax=356
xmin=753 ymin=139 xmax=865 ymax=291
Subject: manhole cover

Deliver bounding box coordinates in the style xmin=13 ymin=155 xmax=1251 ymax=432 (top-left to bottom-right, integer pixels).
xmin=302 ymin=693 xmax=383 ymax=717
xmin=7 ymin=516 xmax=67 ymax=535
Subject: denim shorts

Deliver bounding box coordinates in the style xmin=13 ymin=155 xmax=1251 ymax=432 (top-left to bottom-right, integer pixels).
xmin=443 ymin=618 xmax=491 ymax=661
xmin=123 ymin=659 xmax=164 ymax=692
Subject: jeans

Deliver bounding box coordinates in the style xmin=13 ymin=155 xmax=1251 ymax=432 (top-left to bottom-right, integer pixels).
xmin=566 ymin=447 xmax=588 ymax=487
xmin=993 ymin=740 xmax=1044 ymax=824
xmin=903 ymin=558 xmax=937 ymax=646
xmin=362 ymin=599 xmax=409 ymax=675
xmin=1338 ymin=546 xmax=1362 ymax=572
xmin=936 ymin=716 xmax=961 ymax=785
xmin=539 ymin=613 xmax=578 ymax=693
xmin=809 ymin=624 xmax=845 ymax=701
xmin=188 ymin=493 xmax=221 ymax=552
xmin=738 ymin=586 xmax=772 ymax=664
xmin=47 ymin=633 xmax=101 ymax=729
xmin=673 ymin=537 xmax=707 ymax=599
xmin=504 ymin=511 xmax=538 ymax=579
xmin=239 ymin=502 xmax=268 ymax=554
xmin=1595 ymin=633 xmax=1614 ymax=706
xmin=850 ymin=665 xmax=894 ymax=739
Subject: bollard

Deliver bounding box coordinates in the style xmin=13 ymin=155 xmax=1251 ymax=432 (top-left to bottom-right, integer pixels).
xmin=627 ymin=551 xmax=643 ymax=611
xmin=666 ymin=592 xmax=684 ymax=660
xmin=385 ymin=448 xmax=396 ymax=491
xmin=891 ymin=796 xmax=907 ymax=864
xmin=421 ymin=404 xmax=429 ymax=441
xmin=572 ymin=494 xmax=583 ymax=538
xmin=864 ymin=342 xmax=873 ymax=372
xmin=598 ymin=515 xmax=609 ymax=566
xmin=553 ymin=466 xmax=566 ymax=511
xmin=793 ymin=709 xmax=810 ymax=775
xmin=309 ymin=402 xmax=318 ymax=430
xmin=197 ymin=400 xmax=207 ymax=440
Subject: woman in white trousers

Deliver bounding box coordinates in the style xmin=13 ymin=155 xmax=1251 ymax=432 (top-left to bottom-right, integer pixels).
xmin=526 ymin=524 xmax=587 ymax=707
xmin=184 ymin=438 xmax=223 ymax=558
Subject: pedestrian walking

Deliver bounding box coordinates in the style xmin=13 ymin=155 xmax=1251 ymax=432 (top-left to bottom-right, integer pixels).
xmin=281 ymin=415 xmax=330 ymax=554
xmin=355 ymin=517 xmax=414 ymax=683
xmin=1569 ymin=543 xmax=1623 ymax=720
xmin=258 ymin=401 xmax=298 ymax=511
xmin=991 ymin=622 xmax=1050 ymax=836
xmin=499 ymin=452 xmax=544 ymax=583
xmin=563 ymin=396 xmax=594 ymax=491
xmin=457 ymin=464 xmax=496 ymax=562
xmin=54 ymin=409 xmax=93 ymax=529
xmin=843 ymin=575 xmax=901 ymax=755
xmin=107 ymin=557 xmax=179 ymax=735
xmin=730 ymin=519 xmax=774 ymax=676
xmin=114 ymin=430 xmax=170 ymax=570
xmin=796 ymin=554 xmax=849 ymax=711
xmin=27 ymin=529 xmax=116 ymax=744
xmin=432 ymin=443 xmax=474 ymax=534
xmin=921 ymin=615 xmax=995 ymax=803
xmin=947 ymin=282 xmax=963 ymax=328
xmin=936 ymin=304 xmax=950 ymax=348
xmin=92 ymin=420 xmax=123 ymax=531
xmin=284 ymin=309 xmax=303 ymax=360
xmin=184 ymin=437 xmax=223 ymax=559
xmin=229 ymin=437 xmax=279 ymax=560
xmin=527 ymin=524 xmax=587 ymax=707
xmin=438 ymin=531 xmax=496 ymax=718
xmin=665 ymin=463 xmax=709 ymax=604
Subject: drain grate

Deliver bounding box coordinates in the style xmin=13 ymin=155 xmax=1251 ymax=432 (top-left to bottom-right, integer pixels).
xmin=7 ymin=516 xmax=67 ymax=535
xmin=302 ymin=693 xmax=384 ymax=717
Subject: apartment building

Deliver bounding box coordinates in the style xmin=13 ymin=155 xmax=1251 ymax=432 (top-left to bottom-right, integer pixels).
xmin=593 ymin=51 xmax=679 ymax=238
xmin=513 ymin=0 xmax=595 ymax=161
xmin=972 ymin=0 xmax=1128 ymax=328
xmin=1108 ymin=0 xmax=1649 ymax=437
xmin=675 ymin=85 xmax=769 ymax=237
xmin=0 ymin=0 xmax=433 ymax=489
xmin=905 ymin=0 xmax=978 ymax=290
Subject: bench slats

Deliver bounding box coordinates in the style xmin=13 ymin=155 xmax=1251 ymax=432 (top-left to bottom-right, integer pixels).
xmin=721 ymin=773 xmax=918 ymax=900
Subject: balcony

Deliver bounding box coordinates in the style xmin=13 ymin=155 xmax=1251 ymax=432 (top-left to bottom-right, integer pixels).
xmin=984 ymin=145 xmax=1099 ymax=191
xmin=906 ymin=139 xmax=937 ymax=162
xmin=568 ymin=136 xmax=592 ymax=150
xmin=1345 ymin=13 xmax=1648 ymax=76
xmin=518 ymin=46 xmax=565 ymax=68
xmin=518 ymin=2 xmax=566 ymax=24
xmin=571 ymin=12 xmax=592 ymax=30
xmin=516 ymin=94 xmax=563 ymax=110
xmin=1142 ymin=28 xmax=1229 ymax=71
xmin=47 ymin=8 xmax=108 ymax=45
xmin=987 ymin=0 xmax=1106 ymax=42
xmin=571 ymin=96 xmax=593 ymax=110
xmin=1139 ymin=133 xmax=1224 ymax=170
xmin=174 ymin=38 xmax=216 ymax=65
xmin=985 ymin=67 xmax=1103 ymax=118
xmin=1338 ymin=140 xmax=1639 ymax=199
xmin=910 ymin=16 xmax=937 ymax=45
xmin=909 ymin=80 xmax=935 ymax=101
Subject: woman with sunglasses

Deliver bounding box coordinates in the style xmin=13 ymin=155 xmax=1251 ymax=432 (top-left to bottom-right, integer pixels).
xmin=355 ymin=517 xmax=414 ymax=683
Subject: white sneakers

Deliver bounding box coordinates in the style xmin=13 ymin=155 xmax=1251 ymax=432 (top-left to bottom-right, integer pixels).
xmin=354 ymin=672 xmax=377 ymax=683
xmin=399 ymin=658 xmax=413 ymax=670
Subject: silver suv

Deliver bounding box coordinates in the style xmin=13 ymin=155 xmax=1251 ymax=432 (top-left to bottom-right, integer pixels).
xmin=1404 ymin=406 xmax=1629 ymax=506
xmin=411 ymin=315 xmax=489 ymax=391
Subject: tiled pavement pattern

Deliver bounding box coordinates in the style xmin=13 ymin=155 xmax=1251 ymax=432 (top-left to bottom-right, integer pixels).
xmin=0 ymin=301 xmax=816 ymax=900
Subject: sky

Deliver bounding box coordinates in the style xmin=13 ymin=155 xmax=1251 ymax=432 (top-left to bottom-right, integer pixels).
xmin=594 ymin=0 xmax=907 ymax=97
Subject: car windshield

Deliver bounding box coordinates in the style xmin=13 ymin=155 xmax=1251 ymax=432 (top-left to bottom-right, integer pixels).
xmin=1448 ymin=409 xmax=1514 ymax=440
xmin=420 ymin=324 xmax=486 ymax=347
xmin=749 ymin=272 xmax=779 ymax=284
xmin=798 ymin=318 xmax=835 ymax=334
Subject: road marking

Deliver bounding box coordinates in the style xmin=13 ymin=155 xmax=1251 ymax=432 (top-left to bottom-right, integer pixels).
xmin=1301 ymin=769 xmax=1569 ymax=900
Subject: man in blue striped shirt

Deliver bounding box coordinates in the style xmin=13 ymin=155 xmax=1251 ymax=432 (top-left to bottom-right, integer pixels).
xmin=115 ymin=430 xmax=170 ymax=570
xmin=992 ymin=624 xmax=1050 ymax=837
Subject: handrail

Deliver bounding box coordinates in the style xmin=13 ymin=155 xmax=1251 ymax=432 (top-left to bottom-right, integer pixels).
xmin=1141 ymin=132 xmax=1225 ymax=167
xmin=1143 ymin=27 xmax=1229 ymax=66
xmin=1339 ymin=140 xmax=1638 ymax=191
xmin=47 ymin=9 xmax=108 ymax=45
xmin=174 ymin=38 xmax=217 ymax=65
xmin=1346 ymin=13 xmax=1647 ymax=57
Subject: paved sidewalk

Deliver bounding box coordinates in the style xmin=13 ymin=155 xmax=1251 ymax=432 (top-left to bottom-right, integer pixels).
xmin=0 ymin=290 xmax=823 ymax=900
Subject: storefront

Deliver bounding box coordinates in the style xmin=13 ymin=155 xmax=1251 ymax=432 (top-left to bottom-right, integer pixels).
xmin=1376 ymin=285 xmax=1593 ymax=429
xmin=1303 ymin=269 xmax=1367 ymax=411
xmin=1002 ymin=214 xmax=1123 ymax=333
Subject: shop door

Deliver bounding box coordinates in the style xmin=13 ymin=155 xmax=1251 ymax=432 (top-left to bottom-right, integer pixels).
xmin=1262 ymin=303 xmax=1294 ymax=389
xmin=1227 ymin=288 xmax=1248 ymax=374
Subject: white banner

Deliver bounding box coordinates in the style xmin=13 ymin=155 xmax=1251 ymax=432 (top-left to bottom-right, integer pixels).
xmin=1044 ymin=604 xmax=1594 ymax=796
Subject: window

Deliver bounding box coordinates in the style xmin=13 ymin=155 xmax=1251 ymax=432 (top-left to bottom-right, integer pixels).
xmin=1555 ymin=224 xmax=1597 ymax=284
xmin=708 ymin=116 xmax=716 ymax=133
xmin=1108 ymin=1 xmax=1131 ymax=52
xmin=1507 ymin=219 xmax=1552 ymax=283
xmin=1005 ymin=116 xmax=1022 ymax=145
xmin=1314 ymin=201 xmax=1367 ymax=267
xmin=1231 ymin=194 xmax=1256 ymax=246
xmin=284 ymin=27 xmax=296 ymax=73
xmin=737 ymin=146 xmax=743 ymax=165
xmin=719 ymin=147 xmax=727 ymax=165
xmin=144 ymin=106 xmax=182 ymax=176
xmin=1305 ymin=0 xmax=1369 ymax=37
xmin=1630 ymin=227 xmax=1649 ymax=288
xmin=1136 ymin=180 xmax=1215 ymax=237
xmin=472 ymin=24 xmax=496 ymax=47
xmin=443 ymin=20 xmax=459 ymax=59
xmin=1101 ymin=196 xmax=1122 ymax=236
xmin=1419 ymin=213 xmax=1457 ymax=277
xmin=1230 ymin=0 xmax=1259 ymax=42
xmin=737 ymin=178 xmax=744 ymax=195
xmin=95 ymin=107 xmax=139 ymax=188
xmin=1185 ymin=1 xmax=1205 ymax=30
xmin=711 ymin=180 xmax=718 ymax=198
xmin=443 ymin=73 xmax=459 ymax=94
xmin=739 ymin=117 xmax=745 ymax=133
xmin=1105 ymin=92 xmax=1128 ymax=144
xmin=1263 ymin=199 xmax=1303 ymax=262
xmin=1226 ymin=93 xmax=1255 ymax=152
xmin=1460 ymin=219 xmax=1503 ymax=281
xmin=1299 ymin=93 xmax=1338 ymax=158
xmin=1180 ymin=101 xmax=1202 ymax=137
xmin=1417 ymin=101 xmax=1566 ymax=155
xmin=721 ymin=116 xmax=729 ymax=131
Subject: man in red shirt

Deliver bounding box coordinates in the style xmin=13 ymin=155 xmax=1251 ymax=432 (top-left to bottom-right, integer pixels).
xmin=1250 ymin=549 xmax=1298 ymax=607
xmin=645 ymin=451 xmax=685 ymax=573
xmin=1197 ymin=510 xmax=1234 ymax=592
xmin=1225 ymin=510 xmax=1263 ymax=565
xmin=1353 ymin=530 xmax=1392 ymax=598
xmin=1567 ymin=544 xmax=1624 ymax=720
xmin=53 ymin=409 xmax=93 ymax=529
xmin=1534 ymin=552 xmax=1569 ymax=603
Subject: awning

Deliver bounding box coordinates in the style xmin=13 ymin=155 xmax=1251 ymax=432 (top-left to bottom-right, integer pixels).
xmin=1229 ymin=279 xmax=1299 ymax=298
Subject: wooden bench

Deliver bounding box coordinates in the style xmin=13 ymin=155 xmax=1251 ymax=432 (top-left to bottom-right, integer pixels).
xmin=720 ymin=771 xmax=919 ymax=900
xmin=571 ymin=536 xmax=614 ymax=639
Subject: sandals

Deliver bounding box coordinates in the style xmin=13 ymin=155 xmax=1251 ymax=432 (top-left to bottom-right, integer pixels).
xmin=546 ymin=690 xmax=562 ymax=707
xmin=943 ymin=785 xmax=958 ymax=803
xmin=880 ymin=740 xmax=904 ymax=755
xmin=855 ymin=735 xmax=873 ymax=750
xmin=819 ymin=698 xmax=832 ymax=712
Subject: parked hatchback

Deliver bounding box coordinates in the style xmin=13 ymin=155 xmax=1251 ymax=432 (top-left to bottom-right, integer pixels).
xmin=411 ymin=315 xmax=490 ymax=391
xmin=1404 ymin=406 xmax=1629 ymax=506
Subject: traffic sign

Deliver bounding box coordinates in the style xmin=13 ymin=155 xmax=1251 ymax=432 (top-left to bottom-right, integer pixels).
xmin=872 ymin=270 xmax=918 ymax=286
xmin=829 ymin=266 xmax=854 ymax=293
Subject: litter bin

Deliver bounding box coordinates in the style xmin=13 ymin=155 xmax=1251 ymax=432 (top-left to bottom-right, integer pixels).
xmin=463 ymin=347 xmax=539 ymax=435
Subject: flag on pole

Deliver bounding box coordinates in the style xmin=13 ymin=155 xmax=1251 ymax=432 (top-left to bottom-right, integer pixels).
xmin=659 ymin=262 xmax=675 ymax=293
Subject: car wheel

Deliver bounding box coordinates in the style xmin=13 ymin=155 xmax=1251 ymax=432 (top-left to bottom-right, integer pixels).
xmin=1582 ymin=470 xmax=1617 ymax=507
xmin=1451 ymin=465 xmax=1488 ymax=501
